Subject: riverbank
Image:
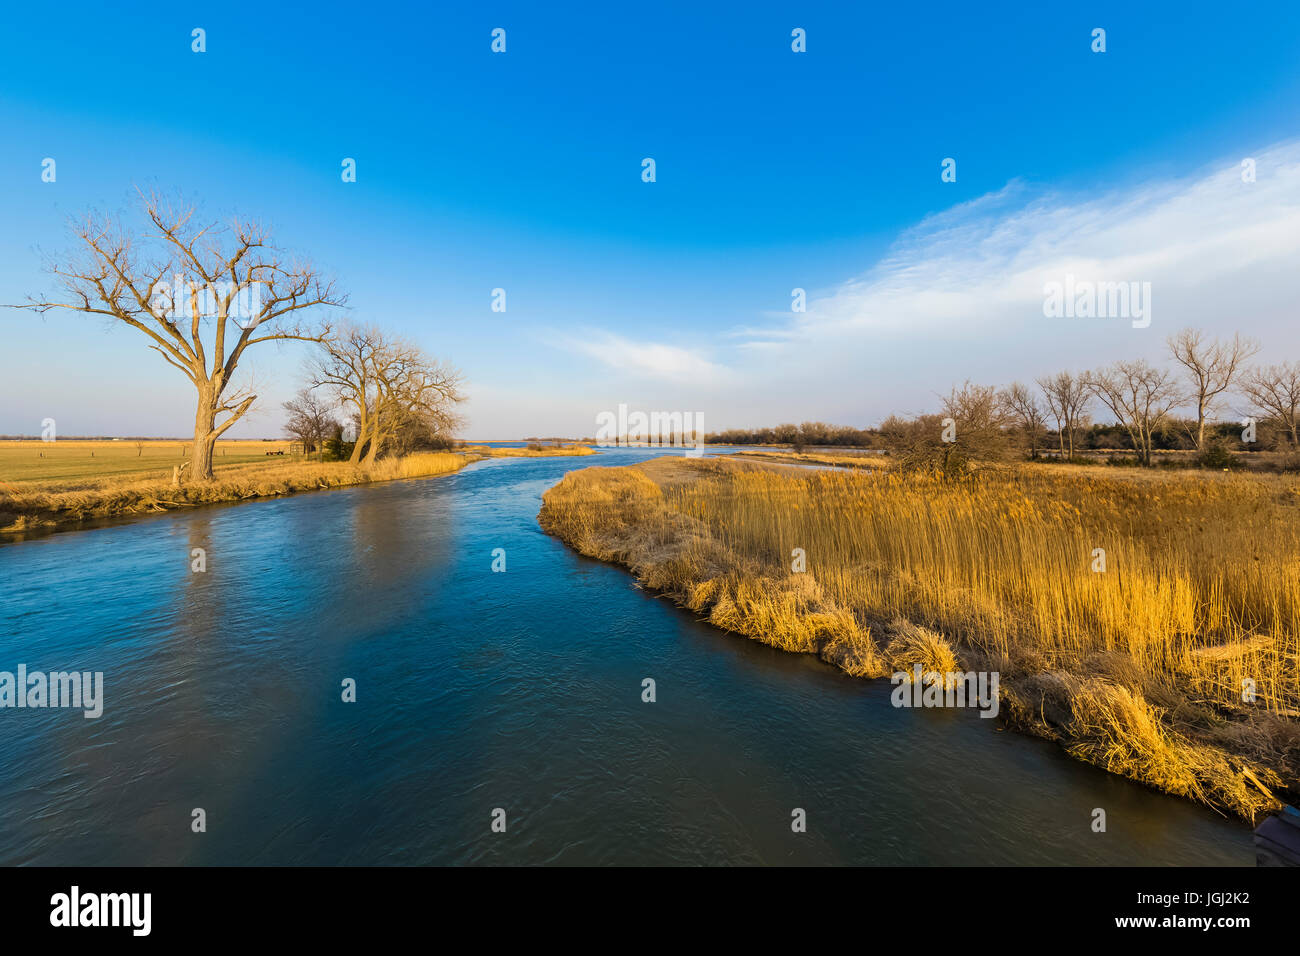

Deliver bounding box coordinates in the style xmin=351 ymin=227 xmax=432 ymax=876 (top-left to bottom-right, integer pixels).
xmin=0 ymin=444 xmax=596 ymax=535
xmin=460 ymin=443 xmax=596 ymax=458
xmin=539 ymin=456 xmax=1300 ymax=821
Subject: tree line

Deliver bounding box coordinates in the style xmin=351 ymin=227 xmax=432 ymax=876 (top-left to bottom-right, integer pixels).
xmin=710 ymin=328 xmax=1299 ymax=473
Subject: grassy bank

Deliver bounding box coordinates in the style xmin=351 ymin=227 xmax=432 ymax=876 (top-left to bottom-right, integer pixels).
xmin=0 ymin=451 xmax=472 ymax=535
xmin=0 ymin=443 xmax=598 ymax=535
xmin=539 ymin=457 xmax=1300 ymax=821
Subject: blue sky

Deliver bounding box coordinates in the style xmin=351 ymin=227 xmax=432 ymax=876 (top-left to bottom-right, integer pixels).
xmin=2 ymin=1 xmax=1299 ymax=437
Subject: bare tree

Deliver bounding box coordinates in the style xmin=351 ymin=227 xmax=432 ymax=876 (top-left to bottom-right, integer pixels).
xmin=1241 ymin=362 xmax=1300 ymax=448
xmin=882 ymin=382 xmax=1009 ymax=476
xmin=309 ymin=324 xmax=380 ymax=464
xmin=942 ymin=381 xmax=1011 ymax=458
xmin=283 ymin=388 xmax=339 ymax=457
xmin=1167 ymin=328 xmax=1259 ymax=451
xmin=11 ymin=192 xmax=345 ymax=479
xmin=1000 ymin=382 xmax=1048 ymax=459
xmin=309 ymin=323 xmax=464 ymax=464
xmin=878 ymin=413 xmax=947 ymax=465
xmin=1036 ymin=371 xmax=1092 ymax=460
xmin=364 ymin=346 xmax=464 ymax=463
xmin=1085 ymin=360 xmax=1182 ymax=466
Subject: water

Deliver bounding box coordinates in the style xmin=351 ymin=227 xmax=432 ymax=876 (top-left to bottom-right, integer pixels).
xmin=0 ymin=448 xmax=1252 ymax=864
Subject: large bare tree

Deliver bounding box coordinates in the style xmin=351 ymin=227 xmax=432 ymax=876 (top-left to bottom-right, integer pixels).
xmin=13 ymin=192 xmax=345 ymax=480
xmin=309 ymin=323 xmax=464 ymax=464
xmin=1036 ymin=371 xmax=1091 ymax=460
xmin=1241 ymin=362 xmax=1300 ymax=448
xmin=1167 ymin=328 xmax=1258 ymax=451
xmin=1085 ymin=360 xmax=1182 ymax=466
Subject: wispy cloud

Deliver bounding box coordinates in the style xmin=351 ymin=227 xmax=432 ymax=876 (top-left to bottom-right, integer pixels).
xmin=559 ymin=329 xmax=731 ymax=383
xmin=745 ymin=141 xmax=1300 ymax=347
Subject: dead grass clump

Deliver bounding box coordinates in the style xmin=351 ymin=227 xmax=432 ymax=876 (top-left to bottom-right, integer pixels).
xmin=880 ymin=618 xmax=960 ymax=680
xmin=1065 ymin=679 xmax=1282 ymax=820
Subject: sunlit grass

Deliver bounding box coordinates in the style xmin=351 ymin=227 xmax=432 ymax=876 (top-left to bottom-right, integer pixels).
xmin=540 ymin=458 xmax=1300 ymax=820
xmin=0 ymin=439 xmax=296 ymax=486
xmin=0 ymin=451 xmax=471 ymax=534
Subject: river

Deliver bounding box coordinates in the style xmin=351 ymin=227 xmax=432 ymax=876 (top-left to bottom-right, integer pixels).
xmin=0 ymin=447 xmax=1252 ymax=864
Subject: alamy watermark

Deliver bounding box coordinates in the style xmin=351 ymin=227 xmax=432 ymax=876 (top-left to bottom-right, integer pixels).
xmin=50 ymin=886 xmax=150 ymax=936
xmin=595 ymin=404 xmax=705 ymax=456
xmin=890 ymin=665 xmax=1000 ymax=719
xmin=148 ymin=276 xmax=268 ymax=330
xmin=1043 ymin=275 xmax=1151 ymax=329
xmin=0 ymin=665 xmax=103 ymax=718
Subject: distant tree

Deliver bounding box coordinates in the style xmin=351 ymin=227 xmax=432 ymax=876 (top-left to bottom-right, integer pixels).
xmin=878 ymin=413 xmax=944 ymax=460
xmin=1241 ymin=362 xmax=1300 ymax=448
xmin=12 ymin=191 xmax=345 ymax=480
xmin=1167 ymin=328 xmax=1258 ymax=452
xmin=942 ymin=381 xmax=1011 ymax=467
xmin=1000 ymin=382 xmax=1048 ymax=459
xmin=1085 ymin=360 xmax=1182 ymax=466
xmin=880 ymin=382 xmax=1010 ymax=477
xmin=1036 ymin=371 xmax=1092 ymax=460
xmin=283 ymin=388 xmax=339 ymax=457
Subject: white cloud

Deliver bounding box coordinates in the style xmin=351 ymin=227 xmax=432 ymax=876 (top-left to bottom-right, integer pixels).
xmin=768 ymin=142 xmax=1300 ymax=344
xmin=558 ymin=328 xmax=731 ymax=384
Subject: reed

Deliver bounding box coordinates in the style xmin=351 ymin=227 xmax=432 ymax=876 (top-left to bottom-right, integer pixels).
xmin=540 ymin=458 xmax=1300 ymax=820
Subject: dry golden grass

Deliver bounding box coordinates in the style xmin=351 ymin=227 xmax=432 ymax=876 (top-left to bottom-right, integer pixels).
xmin=0 ymin=451 xmax=471 ymax=534
xmin=728 ymin=449 xmax=881 ymax=469
xmin=539 ymin=457 xmax=1300 ymax=820
xmin=0 ymin=439 xmax=295 ymax=486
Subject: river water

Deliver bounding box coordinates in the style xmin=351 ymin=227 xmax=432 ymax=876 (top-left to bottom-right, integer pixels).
xmin=0 ymin=447 xmax=1251 ymax=864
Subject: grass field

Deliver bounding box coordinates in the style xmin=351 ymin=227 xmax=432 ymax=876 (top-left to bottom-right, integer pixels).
xmin=0 ymin=439 xmax=295 ymax=488
xmin=540 ymin=456 xmax=1300 ymax=821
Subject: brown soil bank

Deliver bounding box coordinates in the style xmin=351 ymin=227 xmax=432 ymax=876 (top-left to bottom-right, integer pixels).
xmin=539 ymin=456 xmax=1300 ymax=822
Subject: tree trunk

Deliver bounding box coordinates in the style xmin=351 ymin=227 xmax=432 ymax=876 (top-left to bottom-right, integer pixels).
xmin=191 ymin=386 xmax=218 ymax=481
xmin=349 ymin=410 xmax=368 ymax=464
